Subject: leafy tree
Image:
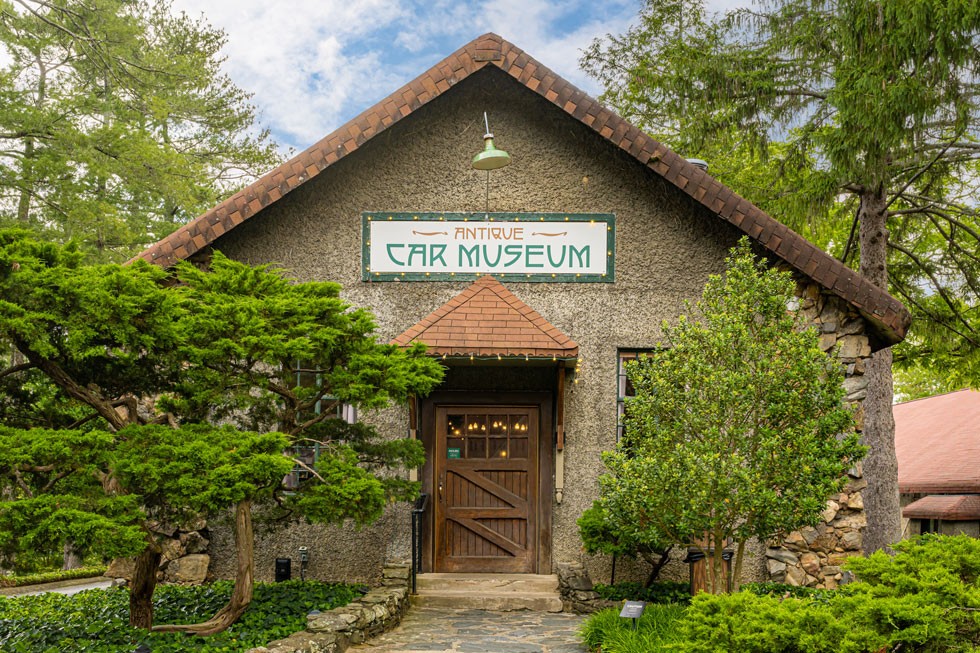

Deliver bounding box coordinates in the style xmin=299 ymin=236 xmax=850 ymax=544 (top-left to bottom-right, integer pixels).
xmin=0 ymin=229 xmax=182 ymax=432
xmin=0 ymin=427 xmax=146 ymax=571
xmin=0 ymin=0 xmax=280 ymax=260
xmin=598 ymin=239 xmax=863 ymax=593
xmin=583 ymin=0 xmax=980 ymax=552
xmin=0 ymin=231 xmax=444 ymax=632
xmin=578 ymin=502 xmax=673 ymax=587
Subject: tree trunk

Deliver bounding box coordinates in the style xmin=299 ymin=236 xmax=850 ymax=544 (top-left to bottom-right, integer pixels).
xmin=858 ymin=188 xmax=902 ymax=554
xmin=152 ymin=499 xmax=254 ymax=636
xmin=17 ymin=53 xmax=45 ymax=225
xmin=62 ymin=541 xmax=83 ymax=570
xmin=17 ymin=342 xmax=129 ymax=431
xmin=16 ymin=137 xmax=34 ymax=224
xmin=640 ymin=548 xmax=671 ymax=587
xmin=129 ymin=545 xmax=161 ymax=629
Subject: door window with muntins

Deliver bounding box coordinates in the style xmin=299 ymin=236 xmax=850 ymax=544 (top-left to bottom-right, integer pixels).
xmin=447 ymin=413 xmax=530 ymax=460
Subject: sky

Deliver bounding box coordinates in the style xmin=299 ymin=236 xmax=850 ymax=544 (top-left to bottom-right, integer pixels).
xmin=165 ymin=0 xmax=734 ymax=155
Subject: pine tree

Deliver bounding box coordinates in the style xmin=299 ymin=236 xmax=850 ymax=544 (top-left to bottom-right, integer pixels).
xmin=0 ymin=0 xmax=280 ymax=260
xmin=583 ymin=0 xmax=980 ymax=552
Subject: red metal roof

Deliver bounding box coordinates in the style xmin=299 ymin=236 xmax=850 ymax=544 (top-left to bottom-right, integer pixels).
xmin=895 ymin=389 xmax=980 ymax=494
xmin=391 ymin=275 xmax=578 ymax=359
xmin=902 ymin=494 xmax=980 ymax=521
xmin=132 ymin=33 xmax=909 ymax=346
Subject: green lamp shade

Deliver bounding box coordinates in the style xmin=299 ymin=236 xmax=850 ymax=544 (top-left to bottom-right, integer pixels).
xmin=472 ymin=135 xmax=511 ymax=170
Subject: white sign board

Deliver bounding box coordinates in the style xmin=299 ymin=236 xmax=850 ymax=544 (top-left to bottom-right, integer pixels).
xmin=362 ymin=213 xmax=614 ymax=282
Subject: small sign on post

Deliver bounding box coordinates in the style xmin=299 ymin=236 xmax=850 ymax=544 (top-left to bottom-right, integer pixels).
xmin=619 ymin=600 xmax=645 ymax=631
xmin=447 ymin=447 xmax=461 ymax=459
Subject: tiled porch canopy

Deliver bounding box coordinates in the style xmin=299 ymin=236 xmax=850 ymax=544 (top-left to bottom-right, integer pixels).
xmin=391 ymin=275 xmax=578 ymax=359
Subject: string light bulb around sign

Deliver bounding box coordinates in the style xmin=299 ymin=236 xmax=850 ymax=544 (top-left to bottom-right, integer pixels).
xmin=471 ymin=112 xmax=511 ymax=218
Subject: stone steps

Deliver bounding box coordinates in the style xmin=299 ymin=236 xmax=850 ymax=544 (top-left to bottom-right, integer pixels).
xmin=411 ymin=573 xmax=563 ymax=612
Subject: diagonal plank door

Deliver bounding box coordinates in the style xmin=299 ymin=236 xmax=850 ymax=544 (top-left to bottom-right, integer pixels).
xmin=435 ymin=405 xmax=538 ymax=573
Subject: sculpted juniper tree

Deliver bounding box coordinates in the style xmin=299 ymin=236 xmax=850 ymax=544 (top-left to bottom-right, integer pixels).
xmin=152 ymin=252 xmax=444 ymax=635
xmin=583 ymin=0 xmax=980 ymax=553
xmin=0 ymin=424 xmax=292 ymax=628
xmin=598 ymin=240 xmax=863 ymax=593
xmin=0 ymin=0 xmax=279 ymax=260
xmin=0 ymin=231 xmax=444 ymax=632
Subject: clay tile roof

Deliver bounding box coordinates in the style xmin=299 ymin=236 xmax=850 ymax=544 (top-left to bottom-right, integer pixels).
xmin=391 ymin=275 xmax=578 ymax=359
xmin=895 ymin=389 xmax=980 ymax=494
xmin=133 ymin=32 xmax=909 ymax=345
xmin=902 ymin=495 xmax=980 ymax=521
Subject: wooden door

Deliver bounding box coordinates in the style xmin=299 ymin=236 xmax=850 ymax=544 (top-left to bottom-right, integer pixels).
xmin=434 ymin=405 xmax=538 ymax=573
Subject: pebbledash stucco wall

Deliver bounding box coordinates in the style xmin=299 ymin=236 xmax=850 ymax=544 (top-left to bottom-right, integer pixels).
xmin=204 ymin=66 xmax=873 ymax=587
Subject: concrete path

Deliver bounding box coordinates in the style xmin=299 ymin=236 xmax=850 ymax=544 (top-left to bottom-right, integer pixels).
xmin=351 ymin=607 xmax=589 ymax=653
xmin=0 ymin=577 xmax=114 ymax=597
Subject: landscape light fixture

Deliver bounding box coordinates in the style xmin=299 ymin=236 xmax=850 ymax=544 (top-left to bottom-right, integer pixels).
xmin=472 ymin=112 xmax=511 ymax=218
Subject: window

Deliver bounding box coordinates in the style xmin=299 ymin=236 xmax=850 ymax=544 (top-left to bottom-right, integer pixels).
xmin=617 ymin=350 xmax=654 ymax=442
xmin=920 ymin=518 xmax=940 ymax=535
xmin=284 ymin=360 xmax=356 ymax=490
xmin=293 ymin=361 xmax=357 ymax=423
xmin=446 ymin=412 xmax=530 ymax=460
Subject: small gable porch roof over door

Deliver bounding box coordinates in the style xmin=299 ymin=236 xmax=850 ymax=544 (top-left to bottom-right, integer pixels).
xmin=391 ymin=275 xmax=578 ymax=359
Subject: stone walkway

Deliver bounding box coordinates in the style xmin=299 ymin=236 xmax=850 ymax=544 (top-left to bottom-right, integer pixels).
xmin=351 ymin=607 xmax=589 ymax=653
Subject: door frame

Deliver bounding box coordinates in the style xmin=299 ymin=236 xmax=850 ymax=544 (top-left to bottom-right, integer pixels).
xmin=420 ymin=391 xmax=553 ymax=574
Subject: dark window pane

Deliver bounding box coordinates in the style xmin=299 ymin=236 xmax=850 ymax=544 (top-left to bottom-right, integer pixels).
xmin=467 ymin=437 xmax=487 ymax=459
xmin=489 ymin=437 xmax=508 ymax=458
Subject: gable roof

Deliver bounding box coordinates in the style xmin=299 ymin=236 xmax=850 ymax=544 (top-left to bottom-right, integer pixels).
xmin=895 ymin=389 xmax=980 ymax=494
xmin=133 ymin=33 xmax=909 ymax=345
xmin=391 ymin=275 xmax=578 ymax=359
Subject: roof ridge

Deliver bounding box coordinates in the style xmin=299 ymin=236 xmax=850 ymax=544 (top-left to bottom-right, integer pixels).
xmin=133 ymin=32 xmax=910 ymax=345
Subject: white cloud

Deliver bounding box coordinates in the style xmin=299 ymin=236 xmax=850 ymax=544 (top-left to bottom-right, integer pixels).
xmin=167 ymin=0 xmax=644 ymax=153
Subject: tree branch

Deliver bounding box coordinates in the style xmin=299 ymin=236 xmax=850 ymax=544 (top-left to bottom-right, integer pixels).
xmin=0 ymin=362 xmax=35 ymax=379
xmin=887 ymin=241 xmax=979 ymax=341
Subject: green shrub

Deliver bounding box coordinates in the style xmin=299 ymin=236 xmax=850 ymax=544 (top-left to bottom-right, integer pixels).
xmin=676 ymin=535 xmax=980 ymax=653
xmin=840 ymin=534 xmax=980 ymax=653
xmin=0 ymin=579 xmax=362 ymax=652
xmin=0 ymin=566 xmax=108 ymax=588
xmin=675 ymin=590 xmax=882 ymax=653
xmin=742 ymin=581 xmax=835 ymax=602
xmin=593 ymin=581 xmax=691 ymax=604
xmin=580 ymin=604 xmax=687 ymax=653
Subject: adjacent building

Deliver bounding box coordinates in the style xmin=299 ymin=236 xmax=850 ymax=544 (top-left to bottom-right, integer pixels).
xmin=898 ymin=389 xmax=980 ymax=538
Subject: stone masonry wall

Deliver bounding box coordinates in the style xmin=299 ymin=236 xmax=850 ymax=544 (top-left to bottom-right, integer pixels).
xmin=764 ymin=281 xmax=874 ymax=589
xmin=247 ymin=564 xmax=411 ymax=653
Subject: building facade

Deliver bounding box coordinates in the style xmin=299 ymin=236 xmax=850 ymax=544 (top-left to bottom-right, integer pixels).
xmin=138 ymin=34 xmax=910 ymax=589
